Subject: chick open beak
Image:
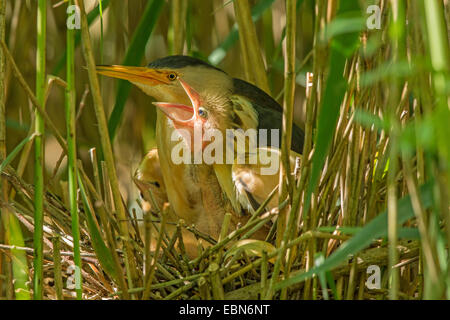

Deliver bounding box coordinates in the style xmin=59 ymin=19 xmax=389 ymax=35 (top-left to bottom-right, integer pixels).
xmin=152 ymin=78 xmax=203 ymax=128
xmin=96 ymin=65 xmax=172 ymax=86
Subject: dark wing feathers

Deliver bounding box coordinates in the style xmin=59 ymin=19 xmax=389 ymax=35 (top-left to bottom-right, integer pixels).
xmin=255 ymin=103 xmax=305 ymax=154
xmin=232 ymin=78 xmax=282 ymax=113
xmin=232 ymin=78 xmax=305 ymax=154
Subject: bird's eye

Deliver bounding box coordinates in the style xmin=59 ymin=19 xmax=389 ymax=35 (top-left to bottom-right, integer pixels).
xmin=167 ymin=73 xmax=177 ymax=81
xmin=198 ymin=107 xmax=207 ymax=118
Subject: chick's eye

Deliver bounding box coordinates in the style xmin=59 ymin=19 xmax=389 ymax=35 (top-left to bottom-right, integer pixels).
xmin=198 ymin=107 xmax=207 ymax=118
xmin=167 ymin=73 xmax=177 ymax=81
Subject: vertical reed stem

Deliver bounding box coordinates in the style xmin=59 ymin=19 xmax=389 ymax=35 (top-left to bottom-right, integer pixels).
xmin=0 ymin=0 xmax=5 ymax=160
xmin=234 ymin=0 xmax=270 ymax=93
xmin=171 ymin=0 xmax=187 ymax=55
xmin=422 ymin=0 xmax=450 ymax=262
xmin=0 ymin=0 xmax=7 ymax=299
xmin=66 ymin=0 xmax=82 ymax=300
xmin=387 ymin=0 xmax=406 ymax=300
xmin=423 ymin=0 xmax=450 ymax=296
xmin=276 ymin=0 xmax=296 ymax=248
xmin=33 ymin=0 xmax=46 ymax=300
xmin=208 ymin=262 xmax=225 ymax=300
xmin=266 ymin=0 xmax=298 ymax=300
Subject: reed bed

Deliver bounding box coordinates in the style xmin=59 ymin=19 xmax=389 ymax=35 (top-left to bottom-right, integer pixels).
xmin=0 ymin=0 xmax=449 ymax=300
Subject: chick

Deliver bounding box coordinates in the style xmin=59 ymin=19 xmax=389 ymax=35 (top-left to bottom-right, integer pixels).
xmin=133 ymin=148 xmax=168 ymax=212
xmin=133 ymin=148 xmax=202 ymax=258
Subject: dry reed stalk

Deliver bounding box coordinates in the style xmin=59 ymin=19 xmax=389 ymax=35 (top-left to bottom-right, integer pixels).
xmin=233 ymin=0 xmax=270 ymax=93
xmin=51 ymin=236 xmax=64 ymax=300
xmin=171 ymin=0 xmax=187 ymax=55
xmin=276 ymin=0 xmax=297 ymax=251
xmin=0 ymin=0 xmax=7 ymax=299
xmin=33 ymin=0 xmax=47 ymax=300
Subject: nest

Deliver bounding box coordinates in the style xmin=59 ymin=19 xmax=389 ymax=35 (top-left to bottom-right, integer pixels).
xmin=1 ymin=163 xmax=422 ymax=300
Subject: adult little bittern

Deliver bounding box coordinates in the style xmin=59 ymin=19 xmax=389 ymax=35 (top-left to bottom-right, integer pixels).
xmin=150 ymin=78 xmax=302 ymax=211
xmin=97 ymin=55 xmax=304 ymax=245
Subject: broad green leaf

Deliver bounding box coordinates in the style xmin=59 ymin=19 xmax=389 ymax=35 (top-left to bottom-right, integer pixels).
xmin=4 ymin=213 xmax=31 ymax=300
xmin=78 ymin=176 xmax=117 ymax=281
xmin=0 ymin=133 xmax=36 ymax=172
xmin=5 ymin=119 xmax=29 ymax=132
xmin=275 ymin=181 xmax=434 ymax=291
xmin=0 ymin=134 xmax=35 ymax=300
xmin=323 ymin=16 xmax=366 ymax=43
xmin=354 ymin=109 xmax=389 ymax=131
xmin=360 ymin=60 xmax=413 ymax=86
xmin=314 ymin=253 xmax=329 ymax=300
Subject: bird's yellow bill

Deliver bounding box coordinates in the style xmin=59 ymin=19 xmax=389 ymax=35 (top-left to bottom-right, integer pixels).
xmin=95 ymin=65 xmax=172 ymax=85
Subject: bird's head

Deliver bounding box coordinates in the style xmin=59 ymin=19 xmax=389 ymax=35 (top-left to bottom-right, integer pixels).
xmin=96 ymin=55 xmax=232 ymax=108
xmin=97 ymin=56 xmax=234 ymax=152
